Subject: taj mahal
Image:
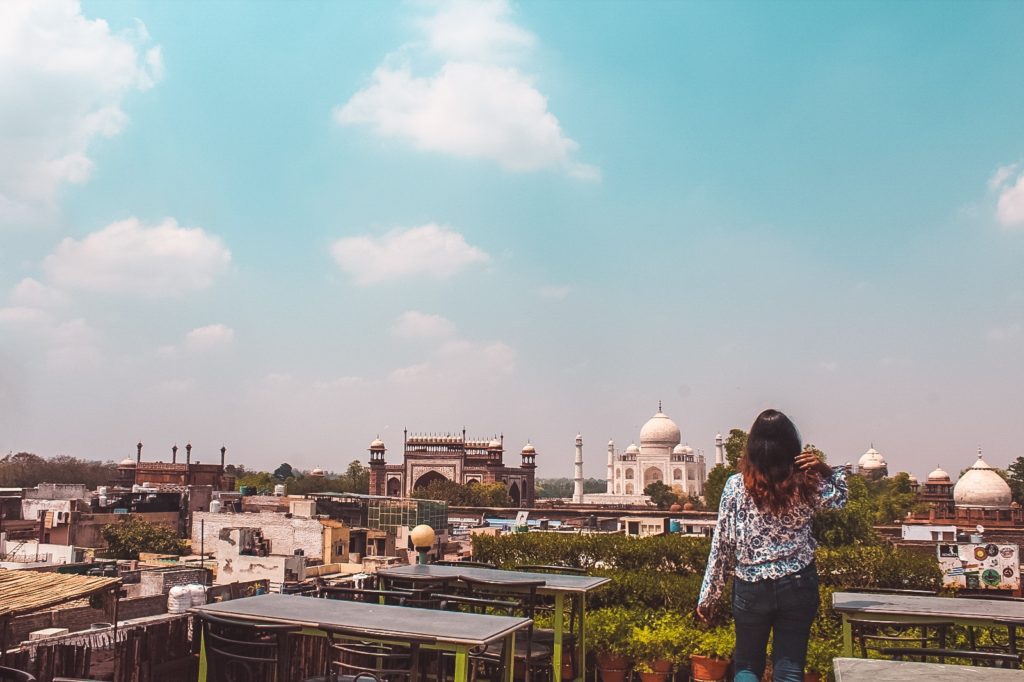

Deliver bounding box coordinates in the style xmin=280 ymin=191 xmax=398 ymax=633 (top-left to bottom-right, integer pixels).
xmin=574 ymin=405 xmax=713 ymax=505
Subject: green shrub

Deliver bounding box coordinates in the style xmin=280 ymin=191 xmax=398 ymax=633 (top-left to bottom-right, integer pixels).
xmin=627 ymin=611 xmax=699 ymax=670
xmin=816 ymin=546 xmax=941 ymax=591
xmin=691 ymin=626 xmax=735 ymax=660
xmin=472 ymin=533 xmax=710 ymax=572
xmin=588 ymin=606 xmax=645 ymax=658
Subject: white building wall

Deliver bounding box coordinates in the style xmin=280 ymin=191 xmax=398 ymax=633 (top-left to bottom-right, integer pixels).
xmin=192 ymin=511 xmax=325 ymax=560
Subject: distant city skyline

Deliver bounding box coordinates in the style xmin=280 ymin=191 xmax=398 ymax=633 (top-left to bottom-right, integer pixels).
xmin=1 ymin=1 xmax=1022 ymax=482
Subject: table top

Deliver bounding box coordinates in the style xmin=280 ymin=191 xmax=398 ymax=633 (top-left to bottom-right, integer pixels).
xmin=832 ymin=592 xmax=1024 ymax=622
xmin=192 ymin=593 xmax=530 ymax=646
xmin=379 ymin=564 xmax=610 ymax=595
xmin=834 ymin=657 xmax=1024 ymax=681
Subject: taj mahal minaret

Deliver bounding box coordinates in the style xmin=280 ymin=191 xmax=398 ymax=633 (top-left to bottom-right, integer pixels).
xmin=573 ymin=433 xmax=584 ymax=503
xmin=606 ymin=439 xmax=614 ymax=493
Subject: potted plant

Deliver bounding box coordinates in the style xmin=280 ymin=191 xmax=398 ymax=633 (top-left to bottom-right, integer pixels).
xmin=804 ymin=634 xmax=839 ymax=682
xmin=689 ymin=625 xmax=734 ymax=682
xmin=588 ymin=606 xmax=638 ymax=682
xmin=628 ymin=612 xmax=695 ymax=682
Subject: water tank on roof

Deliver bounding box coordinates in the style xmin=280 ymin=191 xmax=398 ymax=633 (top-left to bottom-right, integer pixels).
xmin=98 ymin=486 xmax=108 ymax=496
xmin=209 ymin=500 xmax=222 ymax=513
xmin=274 ymin=484 xmax=286 ymax=496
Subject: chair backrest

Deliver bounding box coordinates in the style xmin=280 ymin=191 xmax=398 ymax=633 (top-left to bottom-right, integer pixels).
xmin=881 ymin=647 xmax=1023 ymax=669
xmin=199 ymin=613 xmax=299 ymax=682
xmin=515 ymin=564 xmax=587 ymax=575
xmin=318 ymin=587 xmax=411 ymax=605
xmin=848 ymin=619 xmax=953 ymax=659
xmin=378 ymin=573 xmax=455 ymax=603
xmin=325 ymin=630 xmax=431 ymax=682
xmin=0 ymin=667 xmax=37 ymax=682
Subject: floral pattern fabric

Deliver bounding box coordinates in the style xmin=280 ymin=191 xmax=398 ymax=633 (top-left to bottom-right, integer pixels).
xmin=698 ymin=466 xmax=848 ymax=609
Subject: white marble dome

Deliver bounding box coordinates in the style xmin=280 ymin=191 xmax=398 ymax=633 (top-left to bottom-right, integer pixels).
xmin=927 ymin=466 xmax=951 ymax=483
xmin=625 ymin=443 xmax=640 ymax=455
xmin=639 ymin=410 xmax=681 ymax=448
xmin=489 ymin=438 xmax=502 ymax=449
xmin=310 ymin=467 xmax=325 ymax=477
xmin=370 ymin=438 xmax=385 ymax=449
xmin=521 ymin=443 xmax=536 ymax=455
xmin=954 ymin=452 xmax=1012 ymax=509
xmin=858 ymin=447 xmax=887 ymax=470
xmin=672 ymin=444 xmax=686 ymax=455
xmin=119 ymin=457 xmax=136 ymax=467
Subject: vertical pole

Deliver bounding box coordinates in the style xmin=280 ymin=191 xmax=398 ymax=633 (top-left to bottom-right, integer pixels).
xmin=200 ymin=518 xmax=205 ymax=574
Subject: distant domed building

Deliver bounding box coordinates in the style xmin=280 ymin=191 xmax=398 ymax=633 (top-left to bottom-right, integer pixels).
xmin=954 ymin=450 xmax=1012 ymax=510
xmin=856 ymin=446 xmax=888 ymax=480
xmin=581 ymin=405 xmax=707 ymax=506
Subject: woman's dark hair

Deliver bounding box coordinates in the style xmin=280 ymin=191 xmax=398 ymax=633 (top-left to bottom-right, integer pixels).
xmin=739 ymin=409 xmax=819 ymax=514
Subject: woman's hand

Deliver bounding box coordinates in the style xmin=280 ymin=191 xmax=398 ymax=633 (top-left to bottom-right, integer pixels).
xmin=794 ymin=450 xmax=831 ymax=477
xmin=695 ymin=604 xmax=712 ymax=625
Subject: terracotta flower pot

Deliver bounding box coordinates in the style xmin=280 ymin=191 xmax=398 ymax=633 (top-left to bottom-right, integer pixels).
xmin=596 ymin=652 xmax=630 ymax=682
xmin=690 ymin=654 xmax=730 ymax=682
xmin=638 ymin=671 xmax=670 ymax=682
xmin=804 ymin=672 xmax=822 ymax=682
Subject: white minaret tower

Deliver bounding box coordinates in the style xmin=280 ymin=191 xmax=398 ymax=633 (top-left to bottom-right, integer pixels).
xmin=606 ymin=439 xmax=615 ymax=493
xmin=573 ymin=434 xmax=584 ymax=503
xmin=715 ymin=433 xmax=725 ymax=467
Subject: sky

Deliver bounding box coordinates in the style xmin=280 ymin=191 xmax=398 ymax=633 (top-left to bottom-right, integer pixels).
xmin=1 ymin=0 xmax=1023 ymax=482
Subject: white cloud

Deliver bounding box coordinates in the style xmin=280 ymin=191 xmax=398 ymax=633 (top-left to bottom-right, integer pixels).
xmin=0 ymin=306 xmax=52 ymax=326
xmin=43 ymin=217 xmax=231 ymax=295
xmin=393 ymin=311 xmax=456 ymax=339
xmin=537 ymin=284 xmax=570 ymax=300
xmin=10 ymin=278 xmax=68 ymax=308
xmin=0 ymin=1 xmax=162 ymax=224
xmin=334 ymin=0 xmax=596 ymax=180
xmin=420 ymin=0 xmax=535 ymax=61
xmin=818 ymin=360 xmax=838 ymax=372
xmin=989 ymin=163 xmax=1024 ymax=229
xmin=987 ymin=322 xmax=1023 ymax=343
xmin=331 ymin=223 xmax=489 ymax=285
xmin=185 ymin=324 xmax=234 ymax=350
xmin=390 ymin=338 xmax=516 ymax=385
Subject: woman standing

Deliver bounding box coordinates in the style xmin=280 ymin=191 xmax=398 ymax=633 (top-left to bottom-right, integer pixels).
xmin=697 ymin=409 xmax=848 ymax=682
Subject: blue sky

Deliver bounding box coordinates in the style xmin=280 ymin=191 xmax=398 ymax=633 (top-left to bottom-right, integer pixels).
xmin=1 ymin=0 xmax=1022 ymax=480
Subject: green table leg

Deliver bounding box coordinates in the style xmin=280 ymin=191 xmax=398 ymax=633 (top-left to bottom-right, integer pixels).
xmin=504 ymin=631 xmax=517 ymax=682
xmin=553 ymin=593 xmax=565 ymax=682
xmin=577 ymin=596 xmax=587 ymax=682
xmin=841 ymin=615 xmax=853 ymax=657
xmin=454 ymin=644 xmax=469 ymax=682
xmin=197 ymin=627 xmax=208 ymax=682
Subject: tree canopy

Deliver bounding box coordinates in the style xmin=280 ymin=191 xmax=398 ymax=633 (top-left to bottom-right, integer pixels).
xmin=411 ymin=480 xmax=512 ymax=507
xmin=100 ymin=517 xmax=187 ymax=559
xmin=0 ymin=452 xmax=118 ymax=488
xmin=535 ymin=477 xmax=607 ymax=498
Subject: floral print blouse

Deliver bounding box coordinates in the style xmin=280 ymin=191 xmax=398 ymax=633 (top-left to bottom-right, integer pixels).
xmin=698 ymin=467 xmax=848 ymax=608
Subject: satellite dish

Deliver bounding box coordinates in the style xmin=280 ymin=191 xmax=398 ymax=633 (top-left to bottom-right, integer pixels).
xmin=976 ymin=525 xmax=985 ymax=535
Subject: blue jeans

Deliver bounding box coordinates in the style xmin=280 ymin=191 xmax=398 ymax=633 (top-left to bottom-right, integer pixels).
xmin=731 ymin=562 xmax=819 ymax=682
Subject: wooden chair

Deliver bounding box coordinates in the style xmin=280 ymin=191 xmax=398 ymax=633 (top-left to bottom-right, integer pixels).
xmin=0 ymin=667 xmax=36 ymax=682
xmin=318 ymin=586 xmax=413 ymax=605
xmin=848 ymin=619 xmax=953 ymax=659
xmin=199 ymin=612 xmax=299 ymax=682
xmin=378 ymin=572 xmax=455 ymax=608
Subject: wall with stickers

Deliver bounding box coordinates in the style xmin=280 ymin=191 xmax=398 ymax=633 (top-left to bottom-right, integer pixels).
xmin=937 ymin=543 xmax=1019 ymax=590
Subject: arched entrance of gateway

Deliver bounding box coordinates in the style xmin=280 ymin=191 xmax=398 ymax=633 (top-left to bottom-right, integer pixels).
xmin=413 ymin=470 xmax=449 ymax=491
xmin=508 ymin=482 xmax=521 ymax=507
xmin=386 ymin=477 xmax=402 ymax=496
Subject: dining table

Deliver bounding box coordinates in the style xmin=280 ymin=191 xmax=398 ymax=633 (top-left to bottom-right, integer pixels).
xmin=378 ymin=564 xmax=610 ymax=682
xmin=192 ymin=592 xmax=532 ymax=682
xmin=832 ymin=591 xmax=1024 ymax=657
xmin=834 ymin=656 xmax=1024 ymax=681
